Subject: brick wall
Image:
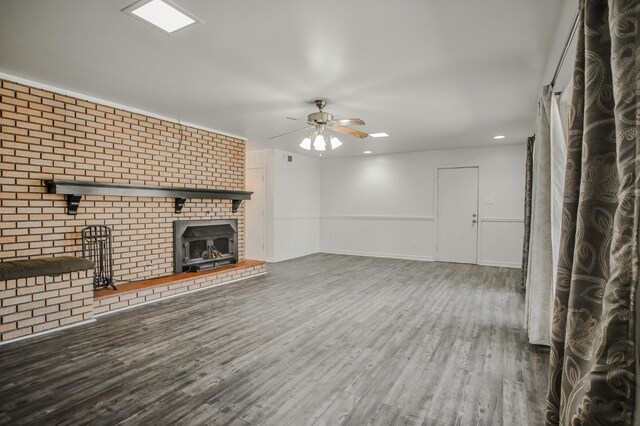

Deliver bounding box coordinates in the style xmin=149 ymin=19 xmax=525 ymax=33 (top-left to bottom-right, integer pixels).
xmin=0 ymin=272 xmax=93 ymax=341
xmin=0 ymin=78 xmax=247 ymax=341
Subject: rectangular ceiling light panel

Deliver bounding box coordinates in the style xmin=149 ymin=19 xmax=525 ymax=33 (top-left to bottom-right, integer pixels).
xmin=124 ymin=0 xmax=200 ymax=34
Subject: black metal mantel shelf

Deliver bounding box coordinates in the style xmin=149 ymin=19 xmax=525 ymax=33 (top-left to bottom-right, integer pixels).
xmin=45 ymin=180 xmax=253 ymax=215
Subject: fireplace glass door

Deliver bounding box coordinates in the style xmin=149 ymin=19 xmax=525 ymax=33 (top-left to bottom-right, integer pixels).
xmin=188 ymin=239 xmax=208 ymax=261
xmin=213 ymin=238 xmax=229 ymax=255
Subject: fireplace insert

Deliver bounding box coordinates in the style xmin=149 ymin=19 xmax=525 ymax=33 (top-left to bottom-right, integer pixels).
xmin=173 ymin=219 xmax=238 ymax=273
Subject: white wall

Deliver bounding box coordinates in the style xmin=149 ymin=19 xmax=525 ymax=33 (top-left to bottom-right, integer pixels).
xmin=246 ymin=149 xmax=273 ymax=259
xmin=319 ymin=144 xmax=526 ymax=267
xmin=271 ymin=149 xmax=321 ymax=261
xmin=248 ymin=144 xmax=526 ymax=267
xmin=247 ymin=149 xmax=321 ymax=263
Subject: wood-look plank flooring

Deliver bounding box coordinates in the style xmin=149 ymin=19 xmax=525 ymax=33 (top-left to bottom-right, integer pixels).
xmin=0 ymin=254 xmax=549 ymax=425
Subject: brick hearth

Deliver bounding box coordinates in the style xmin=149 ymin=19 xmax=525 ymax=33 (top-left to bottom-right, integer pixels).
xmin=94 ymin=260 xmax=266 ymax=314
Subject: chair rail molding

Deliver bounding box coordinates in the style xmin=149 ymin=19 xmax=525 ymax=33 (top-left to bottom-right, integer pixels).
xmin=273 ymin=216 xmax=321 ymax=220
xmin=479 ymin=217 xmax=525 ymax=223
xmin=320 ymin=215 xmax=434 ymax=221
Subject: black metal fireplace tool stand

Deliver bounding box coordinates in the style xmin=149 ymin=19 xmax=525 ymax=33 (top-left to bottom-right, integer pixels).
xmin=82 ymin=225 xmax=116 ymax=290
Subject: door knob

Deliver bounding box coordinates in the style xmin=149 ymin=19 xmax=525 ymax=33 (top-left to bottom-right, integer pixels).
xmin=472 ymin=213 xmax=477 ymax=217
xmin=472 ymin=219 xmax=477 ymax=224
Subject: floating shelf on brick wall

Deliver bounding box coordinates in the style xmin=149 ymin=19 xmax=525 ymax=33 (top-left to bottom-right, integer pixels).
xmin=45 ymin=180 xmax=252 ymax=215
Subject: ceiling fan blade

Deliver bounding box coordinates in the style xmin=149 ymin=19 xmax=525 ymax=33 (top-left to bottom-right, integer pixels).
xmin=332 ymin=125 xmax=368 ymax=139
xmin=286 ymin=117 xmax=304 ymax=121
xmin=332 ymin=118 xmax=365 ymax=126
xmin=268 ymin=125 xmax=313 ymax=140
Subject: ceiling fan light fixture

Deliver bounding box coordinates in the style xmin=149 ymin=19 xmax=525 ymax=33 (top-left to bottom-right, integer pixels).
xmin=330 ymin=136 xmax=342 ymax=150
xmin=274 ymin=100 xmax=366 ymax=151
xmin=299 ymin=137 xmax=311 ymax=150
xmin=313 ymin=134 xmax=326 ymax=151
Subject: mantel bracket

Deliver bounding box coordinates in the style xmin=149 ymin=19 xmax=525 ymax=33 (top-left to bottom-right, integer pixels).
xmin=175 ymin=198 xmax=186 ymax=213
xmin=232 ymin=199 xmax=243 ymax=213
xmin=66 ymin=195 xmax=82 ymax=215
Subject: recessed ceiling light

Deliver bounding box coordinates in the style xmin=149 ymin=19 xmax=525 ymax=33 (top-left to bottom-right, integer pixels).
xmin=493 ymin=135 xmax=505 ymax=140
xmin=124 ymin=0 xmax=200 ymax=34
xmin=370 ymin=133 xmax=389 ymax=138
xmin=363 ymin=151 xmax=372 ymax=154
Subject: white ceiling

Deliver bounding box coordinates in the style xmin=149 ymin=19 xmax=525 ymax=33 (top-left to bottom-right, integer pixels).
xmin=0 ymin=0 xmax=573 ymax=157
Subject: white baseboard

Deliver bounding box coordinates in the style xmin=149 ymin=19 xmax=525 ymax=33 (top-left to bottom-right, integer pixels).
xmin=0 ymin=318 xmax=97 ymax=346
xmin=267 ymin=250 xmax=320 ymax=263
xmin=95 ymin=272 xmax=267 ymax=317
xmin=269 ymin=250 xmax=515 ymax=268
xmin=320 ymin=249 xmax=434 ymax=262
xmin=268 ymin=250 xmax=433 ymax=263
xmin=478 ymin=260 xmax=521 ymax=269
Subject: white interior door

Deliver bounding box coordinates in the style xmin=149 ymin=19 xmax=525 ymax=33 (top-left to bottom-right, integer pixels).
xmin=436 ymin=167 xmax=479 ymax=264
xmin=245 ymin=167 xmax=266 ymax=260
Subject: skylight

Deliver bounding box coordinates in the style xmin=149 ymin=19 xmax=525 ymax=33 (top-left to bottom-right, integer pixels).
xmin=124 ymin=0 xmax=199 ymax=34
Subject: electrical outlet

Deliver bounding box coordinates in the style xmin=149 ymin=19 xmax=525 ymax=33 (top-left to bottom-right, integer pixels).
xmin=147 ymin=260 xmax=153 ymax=271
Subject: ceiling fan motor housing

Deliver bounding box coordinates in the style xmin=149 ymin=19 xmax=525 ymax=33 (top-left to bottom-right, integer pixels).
xmin=269 ymin=98 xmax=367 ymax=141
xmin=307 ymin=111 xmax=334 ymax=125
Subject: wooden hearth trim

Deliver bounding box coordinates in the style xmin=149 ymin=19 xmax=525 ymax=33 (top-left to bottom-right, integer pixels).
xmin=93 ymin=260 xmax=265 ymax=300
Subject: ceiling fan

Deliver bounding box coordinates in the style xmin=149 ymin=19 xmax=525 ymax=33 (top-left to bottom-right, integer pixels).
xmin=269 ymin=100 xmax=368 ymax=151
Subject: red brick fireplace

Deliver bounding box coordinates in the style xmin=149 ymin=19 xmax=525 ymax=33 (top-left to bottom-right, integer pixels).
xmin=0 ymin=78 xmax=265 ymax=342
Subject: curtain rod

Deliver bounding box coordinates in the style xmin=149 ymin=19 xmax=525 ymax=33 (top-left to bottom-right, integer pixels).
xmin=550 ymin=9 xmax=580 ymax=88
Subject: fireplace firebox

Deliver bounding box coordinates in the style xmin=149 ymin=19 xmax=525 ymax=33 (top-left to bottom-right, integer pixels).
xmin=173 ymin=219 xmax=238 ymax=273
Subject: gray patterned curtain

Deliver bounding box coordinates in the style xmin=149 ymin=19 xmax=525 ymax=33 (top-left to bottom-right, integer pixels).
xmin=545 ymin=0 xmax=639 ymax=424
xmin=522 ymin=135 xmax=535 ymax=290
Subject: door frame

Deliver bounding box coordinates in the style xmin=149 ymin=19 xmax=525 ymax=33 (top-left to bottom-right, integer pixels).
xmin=246 ymin=166 xmax=267 ymax=260
xmin=434 ymin=165 xmax=480 ymax=263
